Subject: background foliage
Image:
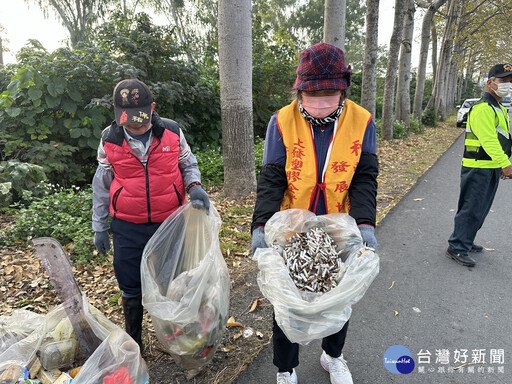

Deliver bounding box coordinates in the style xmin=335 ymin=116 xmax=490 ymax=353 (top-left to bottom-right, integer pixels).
xmin=0 ymin=0 xmax=481 ymax=263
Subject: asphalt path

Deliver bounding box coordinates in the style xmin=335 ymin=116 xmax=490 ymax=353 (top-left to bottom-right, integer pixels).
xmin=234 ymin=131 xmax=512 ymax=384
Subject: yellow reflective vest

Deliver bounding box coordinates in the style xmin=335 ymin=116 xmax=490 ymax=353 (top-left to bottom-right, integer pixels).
xmin=277 ymin=99 xmax=371 ymax=213
xmin=463 ymin=97 xmax=511 ymax=169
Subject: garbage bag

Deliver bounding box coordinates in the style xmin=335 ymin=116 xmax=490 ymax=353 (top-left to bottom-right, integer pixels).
xmin=72 ymin=329 xmax=148 ymax=384
xmin=0 ymin=310 xmax=45 ymax=367
xmin=253 ymin=209 xmax=379 ymax=345
xmin=141 ymin=203 xmax=230 ymax=370
xmin=0 ymin=296 xmax=149 ymax=383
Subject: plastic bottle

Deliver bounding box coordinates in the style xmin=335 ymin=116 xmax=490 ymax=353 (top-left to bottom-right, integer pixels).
xmin=39 ymin=339 xmax=78 ymax=371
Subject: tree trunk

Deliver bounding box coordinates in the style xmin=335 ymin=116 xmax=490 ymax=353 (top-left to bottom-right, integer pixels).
xmin=431 ymin=25 xmax=438 ymax=86
xmin=218 ymin=0 xmax=256 ymax=199
xmin=323 ymin=0 xmax=346 ymax=49
xmin=394 ymin=0 xmax=415 ymax=129
xmin=424 ymin=0 xmax=457 ymax=118
xmin=162 ymin=0 xmax=193 ymax=61
xmin=360 ymin=0 xmax=379 ymax=117
xmin=412 ymin=0 xmax=447 ymax=121
xmin=381 ymin=0 xmax=406 ymax=140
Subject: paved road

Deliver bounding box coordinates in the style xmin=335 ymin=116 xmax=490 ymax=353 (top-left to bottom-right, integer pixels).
xmin=235 ymin=132 xmax=512 ymax=384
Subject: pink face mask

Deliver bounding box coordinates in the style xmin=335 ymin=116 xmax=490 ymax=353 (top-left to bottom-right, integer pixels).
xmin=301 ymin=94 xmax=341 ymax=118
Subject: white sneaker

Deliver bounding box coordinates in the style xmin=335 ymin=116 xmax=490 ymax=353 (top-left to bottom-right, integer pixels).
xmin=320 ymin=351 xmax=353 ymax=384
xmin=276 ymin=368 xmax=298 ymax=384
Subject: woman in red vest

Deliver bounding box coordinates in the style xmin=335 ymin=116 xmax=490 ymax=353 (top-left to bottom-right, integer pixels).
xmin=251 ymin=43 xmax=378 ymax=384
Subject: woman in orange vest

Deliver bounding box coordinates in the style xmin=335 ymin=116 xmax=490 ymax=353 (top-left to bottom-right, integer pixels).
xmin=251 ymin=43 xmax=378 ymax=384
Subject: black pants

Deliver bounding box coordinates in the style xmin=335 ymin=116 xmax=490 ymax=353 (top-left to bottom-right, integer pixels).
xmin=111 ymin=217 xmax=162 ymax=297
xmin=448 ymin=167 xmax=500 ymax=255
xmin=273 ymin=315 xmax=349 ymax=372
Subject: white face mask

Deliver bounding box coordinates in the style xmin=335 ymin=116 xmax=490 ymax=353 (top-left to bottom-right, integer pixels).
xmin=492 ymin=81 xmax=512 ymax=98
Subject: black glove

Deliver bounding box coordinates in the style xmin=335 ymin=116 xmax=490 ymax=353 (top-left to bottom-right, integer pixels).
xmin=94 ymin=230 xmax=111 ymax=254
xmin=189 ymin=185 xmax=210 ymax=213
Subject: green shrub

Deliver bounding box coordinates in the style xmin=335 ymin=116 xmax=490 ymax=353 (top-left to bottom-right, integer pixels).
xmin=422 ymin=107 xmax=438 ymax=127
xmin=375 ymin=118 xmax=410 ymax=140
xmin=0 ymin=160 xmax=47 ymax=206
xmin=195 ymin=137 xmax=265 ymax=188
xmin=0 ymin=184 xmax=99 ymax=265
xmin=409 ymin=117 xmax=425 ymax=134
xmin=393 ymin=120 xmax=408 ymax=139
xmin=195 ymin=145 xmax=224 ymax=189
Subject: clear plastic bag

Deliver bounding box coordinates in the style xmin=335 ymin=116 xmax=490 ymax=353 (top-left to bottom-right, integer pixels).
xmin=72 ymin=329 xmax=148 ymax=384
xmin=253 ymin=209 xmax=379 ymax=345
xmin=141 ymin=203 xmax=230 ymax=370
xmin=0 ymin=310 xmax=45 ymax=367
xmin=0 ymin=296 xmax=149 ymax=383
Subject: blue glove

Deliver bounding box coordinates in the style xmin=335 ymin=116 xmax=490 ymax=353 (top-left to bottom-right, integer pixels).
xmin=94 ymin=231 xmax=111 ymax=254
xmin=251 ymin=226 xmax=267 ymax=254
xmin=189 ymin=185 xmax=210 ymax=213
xmin=358 ymin=224 xmax=377 ymax=250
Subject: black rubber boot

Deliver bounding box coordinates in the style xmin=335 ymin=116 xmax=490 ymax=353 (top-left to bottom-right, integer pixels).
xmin=122 ymin=294 xmax=144 ymax=352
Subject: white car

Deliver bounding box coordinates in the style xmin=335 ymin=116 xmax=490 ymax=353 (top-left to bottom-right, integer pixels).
xmin=501 ymin=95 xmax=511 ymax=112
xmin=456 ymin=98 xmax=480 ymax=127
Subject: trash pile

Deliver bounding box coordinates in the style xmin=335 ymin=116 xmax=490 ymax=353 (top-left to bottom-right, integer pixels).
xmin=0 ymin=303 xmax=148 ymax=384
xmin=276 ymin=227 xmax=347 ymax=293
xmin=253 ymin=209 xmax=380 ymax=344
xmin=0 ymin=238 xmax=149 ymax=384
xmin=141 ymin=203 xmax=230 ymax=371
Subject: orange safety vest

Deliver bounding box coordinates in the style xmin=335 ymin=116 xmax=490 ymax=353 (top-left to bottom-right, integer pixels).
xmin=276 ymin=99 xmax=371 ymax=213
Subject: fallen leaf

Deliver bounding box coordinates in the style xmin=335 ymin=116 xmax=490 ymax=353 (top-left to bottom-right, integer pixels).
xmin=256 ymin=331 xmax=264 ymax=338
xmin=412 ymin=307 xmax=421 ymax=313
xmin=388 ymin=281 xmax=395 ymax=290
xmin=221 ymin=345 xmax=236 ymax=352
xmin=232 ymin=260 xmax=241 ymax=268
xmin=484 ymin=247 xmax=495 ymax=251
xmin=393 ymin=310 xmax=399 ymax=316
xmin=248 ymin=298 xmax=263 ymax=313
xmin=413 ymin=198 xmax=424 ymax=201
xmin=227 ymin=316 xmax=244 ymax=328
xmin=232 ymin=330 xmax=243 ymax=341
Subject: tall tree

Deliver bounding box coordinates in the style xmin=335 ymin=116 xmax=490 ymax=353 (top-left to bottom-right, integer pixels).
xmin=431 ymin=24 xmax=438 ymax=85
xmin=323 ymin=0 xmax=346 ymax=49
xmin=381 ymin=0 xmax=406 ymax=140
xmin=412 ymin=0 xmax=447 ymax=121
xmin=218 ymin=0 xmax=256 ymax=199
xmin=27 ymin=0 xmax=115 ymax=48
xmin=360 ymin=0 xmax=379 ymax=117
xmin=394 ymin=0 xmax=415 ymax=129
xmin=424 ymin=0 xmax=458 ymax=119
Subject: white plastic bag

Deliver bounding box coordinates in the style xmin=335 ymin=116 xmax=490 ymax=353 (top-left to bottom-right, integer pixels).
xmin=253 ymin=209 xmax=379 ymax=345
xmin=141 ymin=203 xmax=230 ymax=370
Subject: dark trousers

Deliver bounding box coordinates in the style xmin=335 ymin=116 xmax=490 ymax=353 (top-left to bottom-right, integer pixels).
xmin=273 ymin=315 xmax=349 ymax=372
xmin=448 ymin=166 xmax=501 ymax=255
xmin=111 ymin=217 xmax=162 ymax=297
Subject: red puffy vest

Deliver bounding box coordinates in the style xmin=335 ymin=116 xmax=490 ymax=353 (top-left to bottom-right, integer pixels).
xmin=103 ymin=117 xmax=186 ymax=223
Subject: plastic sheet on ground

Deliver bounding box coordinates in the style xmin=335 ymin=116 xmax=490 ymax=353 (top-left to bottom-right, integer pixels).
xmin=141 ymin=203 xmax=230 ymax=371
xmin=253 ymin=209 xmax=379 ymax=345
